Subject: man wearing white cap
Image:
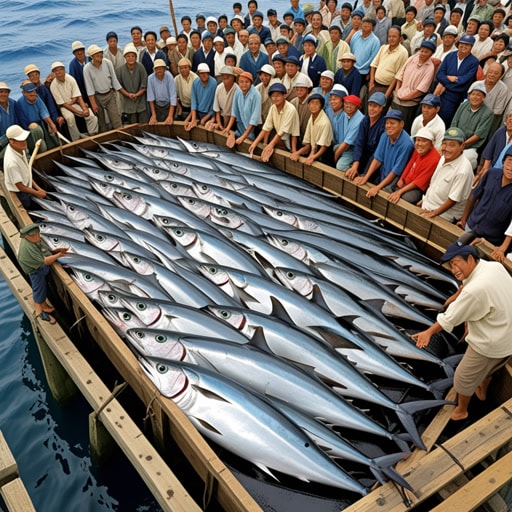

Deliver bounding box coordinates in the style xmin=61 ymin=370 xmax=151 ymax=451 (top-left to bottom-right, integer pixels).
xmin=83 ymin=44 xmax=123 ymax=132
xmin=3 ymin=125 xmax=46 ymax=209
xmin=184 ymin=63 xmax=216 ymax=131
xmin=0 ymin=82 xmax=18 ymax=163
xmin=255 ymin=64 xmax=279 ymax=119
xmin=116 ymin=45 xmax=149 ymax=124
xmin=50 ymin=62 xmax=98 ymax=141
xmin=69 ymin=41 xmax=89 ymax=105
xmin=208 ymin=66 xmax=239 ymax=131
xmin=147 ymin=59 xmax=177 ymax=124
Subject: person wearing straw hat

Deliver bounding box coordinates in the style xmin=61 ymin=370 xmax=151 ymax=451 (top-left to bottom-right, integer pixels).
xmin=174 ymin=58 xmax=198 ymax=121
xmin=413 ymin=242 xmax=512 ymax=421
xmin=49 ymin=61 xmax=98 ymax=141
xmin=0 ymin=82 xmax=18 ymax=163
xmin=18 ymin=223 xmax=68 ymax=325
xmin=69 ymin=41 xmax=90 ymax=106
xmin=3 ymin=125 xmax=46 ymax=209
xmin=147 ymin=59 xmax=177 ymax=124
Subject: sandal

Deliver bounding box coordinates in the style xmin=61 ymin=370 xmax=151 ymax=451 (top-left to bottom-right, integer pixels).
xmin=38 ymin=311 xmax=56 ymax=325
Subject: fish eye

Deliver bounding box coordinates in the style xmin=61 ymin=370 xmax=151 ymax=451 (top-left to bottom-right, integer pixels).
xmin=132 ymin=256 xmax=141 ymax=263
xmin=281 ymin=239 xmax=289 ymax=246
xmin=171 ymin=183 xmax=178 ymax=189
xmin=157 ymin=364 xmax=168 ymax=374
xmin=286 ymin=271 xmax=295 ymax=279
xmin=107 ymin=294 xmax=116 ymax=302
xmin=161 ymin=218 xmax=169 ymax=224
xmin=155 ymin=334 xmax=167 ymax=343
xmin=69 ymin=206 xmax=75 ymax=211
xmin=97 ymin=234 xmax=105 ymax=241
xmin=136 ymin=303 xmax=147 ymax=311
xmin=276 ymin=211 xmax=283 ymax=217
xmin=83 ymin=273 xmax=92 ymax=281
xmin=186 ymin=198 xmax=195 ymax=205
xmin=136 ymin=331 xmax=144 ymax=339
xmin=207 ymin=266 xmax=217 ymax=274
xmin=51 ymin=237 xmax=59 ymax=243
xmin=220 ymin=310 xmax=230 ymax=319
xmin=105 ymin=175 xmax=114 ymax=182
xmin=154 ymin=169 xmax=160 ymax=174
xmin=123 ymin=193 xmax=132 ymax=200
xmin=122 ymin=312 xmax=132 ymax=321
xmin=174 ymin=229 xmax=184 ymax=237
xmin=201 ymin=185 xmax=208 ymax=191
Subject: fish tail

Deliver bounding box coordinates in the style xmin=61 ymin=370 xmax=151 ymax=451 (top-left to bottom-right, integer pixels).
xmin=371 ymin=454 xmax=412 ymax=490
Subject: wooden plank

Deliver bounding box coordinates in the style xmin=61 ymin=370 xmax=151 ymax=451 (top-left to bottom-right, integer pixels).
xmin=342 ymin=398 xmax=512 ymax=512
xmin=0 ymin=431 xmax=18 ymax=487
xmin=0 ymin=479 xmax=35 ymax=512
xmin=430 ymin=450 xmax=512 ymax=512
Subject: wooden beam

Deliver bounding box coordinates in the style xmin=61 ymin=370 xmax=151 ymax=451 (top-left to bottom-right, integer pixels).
xmin=430 ymin=450 xmax=512 ymax=512
xmin=1 ymin=479 xmax=35 ymax=512
xmin=0 ymin=431 xmax=18 ymax=487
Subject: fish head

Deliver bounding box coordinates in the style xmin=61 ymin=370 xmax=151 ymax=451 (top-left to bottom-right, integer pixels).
xmin=160 ymin=161 xmax=190 ymax=175
xmin=102 ymin=307 xmax=146 ymax=335
xmin=97 ymin=289 xmax=126 ymax=309
xmin=63 ymin=203 xmax=89 ymax=228
xmin=96 ymin=155 xmax=135 ymax=171
xmin=126 ymin=328 xmax=185 ymax=360
xmin=265 ymin=234 xmax=308 ymax=262
xmin=159 ymin=181 xmax=195 ymax=198
xmin=274 ymin=268 xmax=314 ymax=298
xmin=88 ymin=176 xmax=117 ymax=199
xmin=262 ymin=207 xmax=298 ymax=227
xmin=83 ymin=228 xmax=119 ymax=252
xmin=139 ymin=357 xmax=189 ymax=399
xmin=210 ymin=207 xmax=243 ymax=229
xmin=41 ymin=234 xmax=70 ymax=252
xmin=191 ymin=182 xmax=216 ymax=203
xmin=70 ymin=268 xmax=110 ymax=298
xmin=177 ymin=196 xmax=211 ymax=219
xmin=206 ymin=306 xmax=249 ymax=331
xmin=138 ymin=165 xmax=172 ymax=181
xmin=146 ymin=147 xmax=171 ymax=159
xmin=166 ymin=226 xmax=197 ymax=249
xmin=120 ymin=252 xmax=154 ymax=275
xmin=120 ymin=296 xmax=163 ymax=326
xmin=112 ymin=191 xmax=147 ymax=216
xmin=197 ymin=264 xmax=231 ymax=286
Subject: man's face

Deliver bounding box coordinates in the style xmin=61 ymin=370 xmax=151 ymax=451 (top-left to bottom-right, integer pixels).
xmin=351 ymin=16 xmax=362 ymax=30
xmin=0 ymin=89 xmax=9 ymax=104
xmin=92 ymin=52 xmax=103 ymax=65
xmin=272 ymin=60 xmax=284 ymax=76
xmin=505 ymin=112 xmax=512 ymax=131
xmin=278 ymin=42 xmax=289 ymax=55
xmin=238 ymin=76 xmax=252 ymax=93
xmin=198 ymin=71 xmax=210 ymax=83
xmin=268 ymin=13 xmax=277 ymax=25
xmin=178 ymin=37 xmax=188 ymax=51
xmin=285 ymin=62 xmax=299 ymax=77
xmin=406 ymin=11 xmax=415 ymax=22
xmin=182 ymin=19 xmax=191 ymax=31
xmin=341 ymin=7 xmax=351 ymax=19
xmin=448 ymin=255 xmax=475 ymax=281
xmin=433 ymin=10 xmax=444 ymax=23
xmin=486 ymin=63 xmax=502 ymax=84
xmin=450 ymin=12 xmax=461 ymax=26
xmin=368 ymin=102 xmax=384 ymax=119
xmin=203 ymin=37 xmax=213 ymax=51
xmin=107 ymin=37 xmax=118 ymax=50
xmin=23 ymin=90 xmax=38 ymax=104
xmin=145 ymin=34 xmax=157 ymax=51
xmin=248 ymin=35 xmax=260 ymax=53
xmin=131 ymin=29 xmax=142 ymax=44
xmin=295 ymin=86 xmax=310 ymax=100
xmin=219 ymin=18 xmax=228 ymax=29
xmin=344 ymin=101 xmax=358 ymax=116
xmin=441 ymin=139 xmax=464 ymax=162
xmin=308 ymin=98 xmax=323 ymax=114
xmin=74 ymin=48 xmax=86 ymax=63
xmin=319 ymin=76 xmax=333 ymax=90
xmin=421 ymin=103 xmax=439 ymax=122
xmin=458 ymin=42 xmax=473 ymax=58
xmin=387 ymin=28 xmax=400 ymax=47
xmin=493 ymin=12 xmax=505 ymax=26
xmin=215 ymin=41 xmax=225 ymax=53
xmin=53 ymin=66 xmax=66 ymax=81
xmin=231 ymin=19 xmax=243 ymax=31
xmin=248 ymin=2 xmax=257 ymax=14
xmin=443 ymin=34 xmax=456 ymax=47
xmin=414 ymin=136 xmax=433 ymax=156
xmin=270 ymin=91 xmax=286 ymax=107
xmin=225 ymin=33 xmax=236 ymax=45
xmin=259 ymin=71 xmax=271 ymax=86
xmin=502 ymin=155 xmax=512 ymax=180
xmin=9 ymin=137 xmax=28 ymax=153
xmin=361 ymin=21 xmax=373 ymax=36
xmin=155 ymin=66 xmax=166 ymax=79
xmin=466 ymin=20 xmax=478 ymax=35
xmin=179 ymin=63 xmax=191 ymax=76
xmin=190 ymin=33 xmax=201 ymax=47
xmin=239 ymin=31 xmax=249 ymax=46
xmin=330 ymin=29 xmax=341 ymax=43
xmin=423 ymin=24 xmax=435 ymax=36
xmin=385 ymin=118 xmax=403 ymax=139
xmin=478 ymin=24 xmax=491 ymax=39
xmin=253 ymin=16 xmax=263 ymax=28
xmin=160 ymin=30 xmax=171 ymax=41
xmin=418 ymin=47 xmax=433 ymax=63
xmin=125 ymin=52 xmax=137 ymax=65
xmin=207 ymin=22 xmax=218 ymax=34
xmin=290 ymin=0 xmax=299 ymax=8
xmin=266 ymin=42 xmax=277 ymax=54
xmin=221 ymin=73 xmax=235 ymax=88
xmin=468 ymin=90 xmax=485 ymax=109
xmin=197 ymin=19 xmax=206 ymax=29
xmin=311 ymin=14 xmax=322 ymax=29
xmin=303 ymin=41 xmax=316 ymax=56
xmin=294 ymin=23 xmax=306 ymax=34
xmin=341 ymin=58 xmax=354 ymax=71
xmin=329 ymin=94 xmax=343 ymax=112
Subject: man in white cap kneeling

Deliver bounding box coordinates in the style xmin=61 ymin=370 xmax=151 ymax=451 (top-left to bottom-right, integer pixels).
xmin=3 ymin=125 xmax=46 ymax=209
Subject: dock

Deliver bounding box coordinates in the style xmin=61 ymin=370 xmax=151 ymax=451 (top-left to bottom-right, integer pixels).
xmin=1 ymin=123 xmax=511 ymax=511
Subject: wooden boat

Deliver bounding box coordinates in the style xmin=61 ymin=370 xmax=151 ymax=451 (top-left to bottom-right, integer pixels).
xmin=1 ymin=122 xmax=511 ymax=511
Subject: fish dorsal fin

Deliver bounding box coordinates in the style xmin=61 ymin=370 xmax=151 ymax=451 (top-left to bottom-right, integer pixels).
xmin=254 ymin=462 xmax=280 ymax=482
xmin=309 ymin=326 xmax=360 ymax=351
xmin=236 ymin=286 xmax=259 ymax=306
xmin=194 ymin=385 xmax=230 ymax=403
xmin=249 ymin=326 xmax=273 ymax=353
xmin=193 ymin=417 xmax=223 ymax=436
xmin=310 ymin=283 xmax=330 ymax=310
xmin=269 ymin=296 xmax=295 ymax=325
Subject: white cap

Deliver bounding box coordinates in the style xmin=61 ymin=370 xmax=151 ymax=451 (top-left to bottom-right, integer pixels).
xmin=24 ymin=64 xmax=40 ymax=76
xmin=443 ymin=25 xmax=459 ymax=36
xmin=295 ymin=73 xmax=313 ymax=88
xmin=71 ymin=40 xmax=85 ymax=52
xmin=206 ymin=16 xmax=218 ymax=24
xmin=123 ymin=44 xmax=137 ymax=56
xmin=6 ymin=125 xmax=30 ymax=141
xmin=320 ymin=70 xmax=335 ymax=81
xmin=51 ymin=61 xmax=65 ymax=71
xmin=259 ymin=64 xmax=276 ymax=77
xmin=87 ymin=44 xmax=103 ymax=57
xmin=0 ymin=82 xmax=11 ymax=91
xmin=214 ymin=36 xmax=225 ymax=44
xmin=166 ymin=36 xmax=177 ymax=45
xmin=414 ymin=126 xmax=435 ymax=141
xmin=197 ymin=63 xmax=210 ymax=73
xmin=331 ymin=83 xmax=349 ymax=95
xmin=153 ymin=59 xmax=167 ymax=69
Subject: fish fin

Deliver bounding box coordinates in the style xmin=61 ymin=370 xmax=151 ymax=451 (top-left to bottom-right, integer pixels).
xmin=310 ymin=284 xmax=331 ymax=311
xmin=193 ymin=417 xmax=223 ymax=436
xmin=269 ymin=296 xmax=296 ymax=325
xmin=442 ymin=354 xmax=463 ymax=378
xmin=236 ymin=286 xmax=260 ymax=306
xmin=371 ymin=454 xmax=412 ymax=490
xmin=309 ymin=326 xmax=360 ymax=351
xmin=429 ymin=377 xmax=453 ymax=399
xmin=391 ymin=433 xmax=412 ymax=453
xmin=254 ymin=463 xmax=281 ymax=482
xmin=193 ymin=385 xmax=231 ymax=403
xmin=249 ymin=326 xmax=273 ymax=354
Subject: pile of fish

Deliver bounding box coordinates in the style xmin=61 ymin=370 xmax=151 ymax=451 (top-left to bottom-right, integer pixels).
xmin=31 ymin=133 xmax=459 ymax=497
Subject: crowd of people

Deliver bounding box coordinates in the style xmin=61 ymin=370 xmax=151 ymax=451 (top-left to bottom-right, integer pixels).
xmin=2 ymin=0 xmax=512 ymax=257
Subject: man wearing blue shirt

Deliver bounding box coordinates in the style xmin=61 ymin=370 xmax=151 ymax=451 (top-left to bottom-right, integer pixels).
xmin=240 ymin=34 xmax=269 ymax=83
xmin=184 ymin=63 xmax=217 ymax=130
xmin=0 ymin=82 xmax=18 ymax=162
xmin=147 ymin=59 xmax=177 ymax=125
xmin=349 ymin=17 xmax=380 ymax=79
xmin=354 ymin=109 xmax=414 ymax=197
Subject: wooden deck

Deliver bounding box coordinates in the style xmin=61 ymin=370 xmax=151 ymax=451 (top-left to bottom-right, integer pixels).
xmin=1 ymin=123 xmax=511 ymax=511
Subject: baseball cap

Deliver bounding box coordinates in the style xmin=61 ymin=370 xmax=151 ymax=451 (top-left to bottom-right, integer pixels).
xmin=268 ymin=83 xmax=288 ymax=94
xmin=384 ymin=109 xmax=404 ymax=121
xmin=330 ymin=84 xmax=348 ymax=97
xmin=197 ymin=63 xmax=211 ymax=73
xmin=459 ymin=34 xmax=476 ymax=45
xmin=20 ymin=223 xmax=40 ymax=236
xmin=420 ymin=40 xmax=437 ymax=52
xmin=443 ymin=127 xmax=465 ymax=142
xmin=414 ymin=126 xmax=435 ymax=141
xmin=153 ymin=59 xmax=167 ymax=68
xmin=259 ymin=64 xmax=276 ymax=77
xmin=468 ymin=83 xmax=487 ymax=95
xmin=440 ymin=242 xmax=478 ymax=263
xmin=87 ymin=44 xmax=103 ymax=57
xmin=421 ymin=94 xmax=441 ymax=107
xmin=6 ymin=125 xmax=30 ymax=141
xmin=443 ymin=25 xmax=459 ymax=36
xmin=368 ymin=91 xmax=386 ymax=105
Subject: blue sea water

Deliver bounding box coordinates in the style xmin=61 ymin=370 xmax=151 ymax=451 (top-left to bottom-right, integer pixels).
xmin=0 ymin=1 xmax=296 ymax=510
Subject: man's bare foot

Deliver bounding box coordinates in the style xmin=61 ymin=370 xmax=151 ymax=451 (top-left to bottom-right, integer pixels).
xmin=451 ymin=407 xmax=469 ymax=421
xmin=475 ymin=385 xmax=486 ymax=401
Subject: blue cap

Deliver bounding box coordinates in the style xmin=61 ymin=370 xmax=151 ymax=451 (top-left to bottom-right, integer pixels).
xmin=253 ymin=10 xmax=264 ymax=19
xmin=459 ymin=34 xmax=476 ymax=45
xmin=294 ymin=18 xmax=306 ymax=25
xmin=351 ymin=8 xmax=364 ymax=18
xmin=272 ymin=54 xmax=286 ymax=63
xmin=22 ymin=82 xmax=37 ymax=92
xmin=423 ymin=18 xmax=436 ymax=26
xmin=440 ymin=242 xmax=478 ymax=263
xmin=368 ymin=91 xmax=386 ymax=106
xmin=201 ymin=31 xmax=213 ymax=41
xmin=264 ymin=38 xmax=275 ymax=46
xmin=342 ymin=2 xmax=353 ymax=9
xmin=106 ymin=31 xmax=118 ymax=41
xmin=302 ymin=35 xmax=318 ymax=46
xmin=268 ymin=83 xmax=288 ymax=94
xmin=420 ymin=40 xmax=437 ymax=52
xmin=307 ymin=92 xmax=325 ymax=107
xmin=267 ymin=9 xmax=277 ymax=16
xmin=285 ymin=55 xmax=300 ymax=65
xmin=421 ymin=93 xmax=441 ymax=107
xmin=384 ymin=109 xmax=404 ymax=121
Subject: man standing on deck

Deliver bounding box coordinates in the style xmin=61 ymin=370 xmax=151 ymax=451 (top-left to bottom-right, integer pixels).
xmin=83 ymin=45 xmax=122 ymax=132
xmin=413 ymin=243 xmax=512 ymax=421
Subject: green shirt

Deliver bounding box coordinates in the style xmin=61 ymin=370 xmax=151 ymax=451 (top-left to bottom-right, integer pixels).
xmin=451 ymin=101 xmax=494 ymax=149
xmin=18 ymin=238 xmax=50 ymax=275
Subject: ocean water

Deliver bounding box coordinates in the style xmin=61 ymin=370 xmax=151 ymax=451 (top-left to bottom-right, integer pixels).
xmin=0 ymin=1 xmax=299 ymax=510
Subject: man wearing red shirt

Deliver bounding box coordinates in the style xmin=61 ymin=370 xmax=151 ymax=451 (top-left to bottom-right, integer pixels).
xmin=386 ymin=126 xmax=440 ymax=204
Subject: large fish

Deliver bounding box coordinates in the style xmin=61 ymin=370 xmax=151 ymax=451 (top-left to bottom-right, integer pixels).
xmin=139 ymin=357 xmax=368 ymax=493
